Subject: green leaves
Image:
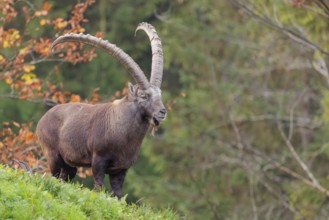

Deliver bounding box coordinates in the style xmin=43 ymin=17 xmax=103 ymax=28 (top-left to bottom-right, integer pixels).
xmin=0 ymin=165 xmax=179 ymax=219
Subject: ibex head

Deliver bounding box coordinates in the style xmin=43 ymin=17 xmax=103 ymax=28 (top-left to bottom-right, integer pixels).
xmin=52 ymin=22 xmax=167 ymax=127
xmin=128 ymin=83 xmax=166 ymax=126
xmin=131 ymin=22 xmax=166 ymax=126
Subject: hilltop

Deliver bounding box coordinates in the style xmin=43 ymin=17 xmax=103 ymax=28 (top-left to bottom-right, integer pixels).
xmin=0 ymin=165 xmax=178 ymax=220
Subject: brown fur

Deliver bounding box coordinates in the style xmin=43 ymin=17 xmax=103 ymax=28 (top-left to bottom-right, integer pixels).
xmin=37 ymin=23 xmax=165 ymax=197
xmin=36 ymin=85 xmax=166 ymax=197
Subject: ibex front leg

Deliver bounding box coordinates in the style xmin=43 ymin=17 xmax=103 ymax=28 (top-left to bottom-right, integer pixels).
xmin=109 ymin=169 xmax=127 ymax=198
xmin=92 ymin=154 xmax=107 ymax=189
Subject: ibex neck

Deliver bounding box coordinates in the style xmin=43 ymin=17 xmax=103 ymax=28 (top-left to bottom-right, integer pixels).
xmin=105 ymin=97 xmax=150 ymax=134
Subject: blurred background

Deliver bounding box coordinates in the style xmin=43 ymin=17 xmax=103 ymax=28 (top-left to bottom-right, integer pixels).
xmin=1 ymin=0 xmax=329 ymax=219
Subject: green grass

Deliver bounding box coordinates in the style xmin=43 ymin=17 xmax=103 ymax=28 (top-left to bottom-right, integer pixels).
xmin=0 ymin=164 xmax=179 ymax=220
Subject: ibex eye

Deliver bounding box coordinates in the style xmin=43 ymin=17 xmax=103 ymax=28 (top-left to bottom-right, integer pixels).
xmin=137 ymin=90 xmax=147 ymax=99
xmin=140 ymin=93 xmax=148 ymax=100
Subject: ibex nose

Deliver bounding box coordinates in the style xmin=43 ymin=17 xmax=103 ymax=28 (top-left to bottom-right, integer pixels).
xmin=159 ymin=108 xmax=167 ymax=115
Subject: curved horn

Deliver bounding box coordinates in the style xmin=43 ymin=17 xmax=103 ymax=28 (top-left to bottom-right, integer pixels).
xmin=135 ymin=22 xmax=163 ymax=88
xmin=51 ymin=33 xmax=150 ymax=90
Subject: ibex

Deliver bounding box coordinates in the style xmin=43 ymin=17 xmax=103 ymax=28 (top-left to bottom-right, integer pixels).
xmin=36 ymin=23 xmax=166 ymax=198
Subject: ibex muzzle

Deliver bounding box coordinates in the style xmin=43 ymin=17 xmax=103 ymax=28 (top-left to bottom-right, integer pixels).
xmin=36 ymin=23 xmax=166 ymax=198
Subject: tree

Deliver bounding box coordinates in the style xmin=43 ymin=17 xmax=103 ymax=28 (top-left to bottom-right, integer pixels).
xmin=0 ymin=0 xmax=100 ymax=175
xmin=127 ymin=0 xmax=329 ymax=219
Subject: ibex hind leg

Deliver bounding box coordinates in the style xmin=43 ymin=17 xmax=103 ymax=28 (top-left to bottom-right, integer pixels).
xmin=46 ymin=150 xmax=76 ymax=181
xmin=59 ymin=163 xmax=77 ymax=182
xmin=46 ymin=151 xmax=64 ymax=179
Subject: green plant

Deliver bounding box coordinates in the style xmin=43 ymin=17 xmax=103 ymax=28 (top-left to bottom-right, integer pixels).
xmin=0 ymin=164 xmax=179 ymax=220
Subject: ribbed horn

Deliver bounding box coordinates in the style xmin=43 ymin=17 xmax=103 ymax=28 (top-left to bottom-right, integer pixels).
xmin=135 ymin=22 xmax=163 ymax=88
xmin=51 ymin=33 xmax=150 ymax=90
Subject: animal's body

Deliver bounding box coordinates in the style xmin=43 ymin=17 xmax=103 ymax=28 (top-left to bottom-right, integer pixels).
xmin=36 ymin=23 xmax=166 ymax=197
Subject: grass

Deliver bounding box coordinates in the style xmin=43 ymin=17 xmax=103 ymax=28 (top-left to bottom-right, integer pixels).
xmin=0 ymin=164 xmax=179 ymax=220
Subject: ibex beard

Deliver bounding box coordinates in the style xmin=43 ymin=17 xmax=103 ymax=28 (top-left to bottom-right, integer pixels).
xmin=36 ymin=22 xmax=166 ymax=198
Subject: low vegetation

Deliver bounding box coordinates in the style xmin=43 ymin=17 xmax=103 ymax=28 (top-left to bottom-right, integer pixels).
xmin=0 ymin=165 xmax=178 ymax=220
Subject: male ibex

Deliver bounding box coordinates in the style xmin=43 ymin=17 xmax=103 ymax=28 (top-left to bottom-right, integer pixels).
xmin=36 ymin=23 xmax=166 ymax=197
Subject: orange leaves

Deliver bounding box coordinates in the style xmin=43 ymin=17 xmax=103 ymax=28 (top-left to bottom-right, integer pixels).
xmin=95 ymin=32 xmax=104 ymax=39
xmin=77 ymin=167 xmax=93 ymax=178
xmin=53 ymin=18 xmax=68 ymax=30
xmin=0 ymin=28 xmax=21 ymax=49
xmin=34 ymin=10 xmax=48 ymax=17
xmin=23 ymin=64 xmax=35 ymax=73
xmin=0 ymin=2 xmax=52 ymax=102
xmin=21 ymin=73 xmax=37 ymax=85
xmin=5 ymin=77 xmax=12 ymax=85
xmin=0 ymin=54 xmax=6 ymax=68
xmin=19 ymin=45 xmax=32 ymax=56
xmin=40 ymin=19 xmax=51 ymax=26
xmin=12 ymin=121 xmax=20 ymax=127
xmin=0 ymin=122 xmax=46 ymax=171
xmin=44 ymin=84 xmax=102 ymax=105
xmin=49 ymin=1 xmax=99 ymax=65
xmin=50 ymin=0 xmax=95 ymax=33
xmin=34 ymin=38 xmax=51 ymax=56
xmin=9 ymin=63 xmax=43 ymax=100
xmin=68 ymin=0 xmax=95 ymax=33
xmin=90 ymin=88 xmax=102 ymax=104
xmin=70 ymin=48 xmax=97 ymax=64
xmin=40 ymin=1 xmax=100 ymax=65
xmin=0 ymin=0 xmax=17 ymax=23
xmin=34 ymin=2 xmax=52 ymax=17
xmin=42 ymin=2 xmax=52 ymax=11
xmin=25 ymin=131 xmax=34 ymax=144
xmin=46 ymin=84 xmax=82 ymax=104
xmin=70 ymin=94 xmax=81 ymax=103
xmin=0 ymin=0 xmax=99 ymax=178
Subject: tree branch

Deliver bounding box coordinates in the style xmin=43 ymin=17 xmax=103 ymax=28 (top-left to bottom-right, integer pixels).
xmin=242 ymin=158 xmax=303 ymax=217
xmin=232 ymin=0 xmax=329 ymax=57
xmin=249 ymin=176 xmax=259 ymax=220
xmin=288 ymin=89 xmax=308 ymax=141
xmin=276 ymin=121 xmax=329 ymax=196
xmin=0 ymin=94 xmax=44 ymax=104
xmin=317 ymin=0 xmax=329 ymax=16
xmin=216 ymin=138 xmax=303 ymax=216
xmin=216 ymin=131 xmax=329 ymax=198
xmin=0 ymin=94 xmax=58 ymax=107
xmin=187 ymin=169 xmax=221 ymax=220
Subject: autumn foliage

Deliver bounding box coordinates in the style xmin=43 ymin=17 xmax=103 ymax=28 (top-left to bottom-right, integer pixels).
xmin=0 ymin=0 xmax=102 ymax=177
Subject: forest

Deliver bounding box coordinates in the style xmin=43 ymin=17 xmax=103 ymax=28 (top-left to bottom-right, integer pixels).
xmin=1 ymin=0 xmax=329 ymax=219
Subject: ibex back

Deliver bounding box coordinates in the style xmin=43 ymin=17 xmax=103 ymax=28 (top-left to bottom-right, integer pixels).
xmin=36 ymin=23 xmax=166 ymax=198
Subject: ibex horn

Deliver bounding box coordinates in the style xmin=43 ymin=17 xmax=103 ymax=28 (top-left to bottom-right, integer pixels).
xmin=51 ymin=33 xmax=150 ymax=90
xmin=135 ymin=22 xmax=164 ymax=88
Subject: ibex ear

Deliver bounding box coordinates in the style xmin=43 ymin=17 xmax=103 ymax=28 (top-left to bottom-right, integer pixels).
xmin=128 ymin=82 xmax=136 ymax=95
